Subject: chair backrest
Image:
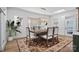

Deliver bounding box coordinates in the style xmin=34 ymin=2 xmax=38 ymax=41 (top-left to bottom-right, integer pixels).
xmin=53 ymin=27 xmax=58 ymax=35
xmin=47 ymin=27 xmax=53 ymax=36
xmin=53 ymin=27 xmax=58 ymax=37
xmin=26 ymin=27 xmax=30 ymax=38
xmin=26 ymin=27 xmax=36 ymax=39
xmin=47 ymin=27 xmax=58 ymax=37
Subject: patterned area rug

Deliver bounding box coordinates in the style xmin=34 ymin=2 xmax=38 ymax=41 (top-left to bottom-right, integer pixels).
xmin=16 ymin=37 xmax=72 ymax=52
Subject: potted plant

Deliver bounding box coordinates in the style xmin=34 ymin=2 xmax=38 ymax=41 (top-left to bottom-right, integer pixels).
xmin=6 ymin=16 xmax=22 ymax=41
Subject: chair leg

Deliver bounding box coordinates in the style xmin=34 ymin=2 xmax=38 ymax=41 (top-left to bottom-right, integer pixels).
xmin=26 ymin=37 xmax=27 ymax=44
xmin=52 ymin=37 xmax=54 ymax=44
xmin=54 ymin=37 xmax=59 ymax=44
xmin=26 ymin=37 xmax=28 ymax=44
xmin=56 ymin=37 xmax=59 ymax=43
xmin=46 ymin=39 xmax=48 ymax=47
xmin=28 ymin=38 xmax=31 ymax=48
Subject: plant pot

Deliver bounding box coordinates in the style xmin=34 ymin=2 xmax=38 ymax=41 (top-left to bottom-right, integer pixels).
xmin=8 ymin=37 xmax=13 ymax=41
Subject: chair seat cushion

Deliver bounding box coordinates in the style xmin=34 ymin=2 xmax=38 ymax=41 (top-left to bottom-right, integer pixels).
xmin=27 ymin=35 xmax=36 ymax=39
xmin=41 ymin=35 xmax=58 ymax=39
xmin=30 ymin=36 xmax=36 ymax=38
xmin=41 ymin=35 xmax=52 ymax=39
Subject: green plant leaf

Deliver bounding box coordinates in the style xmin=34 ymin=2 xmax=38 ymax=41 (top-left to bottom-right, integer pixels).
xmin=17 ymin=22 xmax=21 ymax=26
xmin=6 ymin=18 xmax=22 ymax=37
xmin=11 ymin=21 xmax=14 ymax=29
xmin=16 ymin=30 xmax=21 ymax=33
xmin=7 ymin=20 xmax=10 ymax=27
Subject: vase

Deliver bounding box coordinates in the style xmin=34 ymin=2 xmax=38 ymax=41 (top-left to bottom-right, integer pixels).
xmin=8 ymin=37 xmax=13 ymax=41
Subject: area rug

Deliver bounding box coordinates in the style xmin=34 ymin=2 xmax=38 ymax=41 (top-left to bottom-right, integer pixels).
xmin=16 ymin=37 xmax=72 ymax=52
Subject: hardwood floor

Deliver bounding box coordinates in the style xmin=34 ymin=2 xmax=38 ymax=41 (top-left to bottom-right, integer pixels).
xmin=4 ymin=36 xmax=73 ymax=52
xmin=59 ymin=42 xmax=73 ymax=52
xmin=4 ymin=39 xmax=19 ymax=52
xmin=58 ymin=35 xmax=73 ymax=52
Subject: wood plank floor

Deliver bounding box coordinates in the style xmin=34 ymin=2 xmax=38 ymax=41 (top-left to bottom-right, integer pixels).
xmin=4 ymin=36 xmax=73 ymax=52
xmin=59 ymin=36 xmax=73 ymax=52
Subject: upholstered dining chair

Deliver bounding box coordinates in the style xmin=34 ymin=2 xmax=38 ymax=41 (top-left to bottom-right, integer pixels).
xmin=41 ymin=27 xmax=59 ymax=47
xmin=40 ymin=27 xmax=54 ymax=47
xmin=26 ymin=27 xmax=37 ymax=38
xmin=53 ymin=27 xmax=59 ymax=43
xmin=26 ymin=27 xmax=36 ymax=47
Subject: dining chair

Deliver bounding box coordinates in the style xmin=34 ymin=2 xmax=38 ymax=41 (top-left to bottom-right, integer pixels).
xmin=53 ymin=27 xmax=59 ymax=43
xmin=26 ymin=27 xmax=36 ymax=47
xmin=41 ymin=27 xmax=59 ymax=47
xmin=41 ymin=27 xmax=54 ymax=47
xmin=26 ymin=27 xmax=37 ymax=38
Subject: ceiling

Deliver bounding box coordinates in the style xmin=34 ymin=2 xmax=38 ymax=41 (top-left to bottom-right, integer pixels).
xmin=18 ymin=7 xmax=75 ymax=15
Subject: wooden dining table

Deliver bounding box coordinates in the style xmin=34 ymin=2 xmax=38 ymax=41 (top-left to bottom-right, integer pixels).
xmin=27 ymin=27 xmax=59 ymax=47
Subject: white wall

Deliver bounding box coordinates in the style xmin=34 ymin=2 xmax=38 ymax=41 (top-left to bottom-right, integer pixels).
xmin=0 ymin=9 xmax=1 ymax=50
xmin=50 ymin=10 xmax=77 ymax=36
xmin=7 ymin=7 xmax=49 ymax=38
xmin=0 ymin=7 xmax=7 ymax=51
xmin=7 ymin=7 xmax=77 ymax=38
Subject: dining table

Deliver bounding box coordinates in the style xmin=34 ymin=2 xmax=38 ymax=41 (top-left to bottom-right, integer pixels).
xmin=27 ymin=27 xmax=59 ymax=47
